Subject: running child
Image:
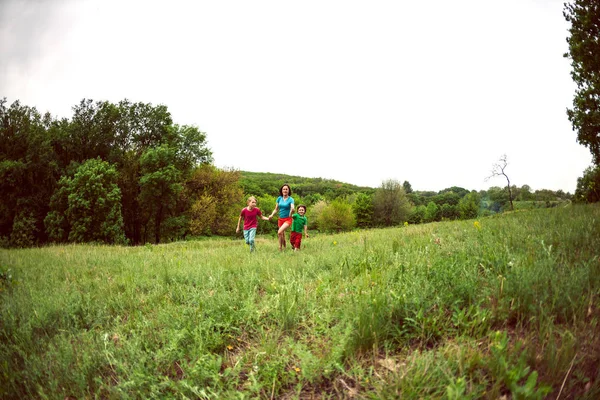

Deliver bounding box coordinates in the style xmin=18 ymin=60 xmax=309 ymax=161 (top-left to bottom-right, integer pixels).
xmin=290 ymin=204 xmax=308 ymax=251
xmin=236 ymin=196 xmax=269 ymax=252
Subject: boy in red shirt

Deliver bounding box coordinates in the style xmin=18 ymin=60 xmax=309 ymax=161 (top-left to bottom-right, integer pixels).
xmin=236 ymin=196 xmax=269 ymax=252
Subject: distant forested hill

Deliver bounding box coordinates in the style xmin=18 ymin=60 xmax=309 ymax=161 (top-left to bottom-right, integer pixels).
xmin=239 ymin=171 xmax=375 ymax=200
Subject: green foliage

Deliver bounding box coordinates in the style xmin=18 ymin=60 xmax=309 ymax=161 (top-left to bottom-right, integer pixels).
xmin=44 ymin=176 xmax=70 ymax=242
xmin=373 ymin=179 xmax=412 ymax=226
xmin=574 ymin=165 xmax=600 ymax=203
xmin=402 ymin=180 xmax=413 ymax=194
xmin=484 ymin=186 xmax=509 ymax=213
xmin=239 ymin=171 xmax=374 ymax=201
xmin=9 ymin=210 xmax=38 ymax=248
xmin=488 ymin=331 xmax=552 ymax=399
xmin=458 ymin=191 xmax=481 ymax=219
xmin=440 ymin=203 xmax=459 ymax=220
xmin=185 ymin=165 xmax=244 ymax=236
xmin=0 ymin=99 xmax=58 ymax=245
xmin=168 ymin=124 xmax=214 ymax=172
xmin=352 ymin=192 xmax=373 ymax=228
xmin=408 ymin=204 xmax=426 ymax=224
xmin=424 ymin=201 xmax=441 ymax=222
xmin=307 ymin=199 xmax=327 ymax=232
xmin=139 ymin=146 xmax=183 ymax=243
xmin=254 ymin=194 xmax=278 ymax=235
xmin=564 ymin=0 xmax=600 ymax=165
xmin=1 ymin=97 xmax=215 ymax=247
xmin=514 ymin=184 xmax=533 ymax=201
xmin=45 ymin=158 xmax=126 ymax=244
xmin=189 ymin=194 xmax=217 ymax=236
xmin=317 ymin=198 xmax=356 ymax=233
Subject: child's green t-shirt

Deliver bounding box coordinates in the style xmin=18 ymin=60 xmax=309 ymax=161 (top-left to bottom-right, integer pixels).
xmin=291 ymin=214 xmax=307 ymax=233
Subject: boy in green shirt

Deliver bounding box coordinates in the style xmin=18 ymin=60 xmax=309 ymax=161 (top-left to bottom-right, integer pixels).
xmin=290 ymin=204 xmax=308 ymax=251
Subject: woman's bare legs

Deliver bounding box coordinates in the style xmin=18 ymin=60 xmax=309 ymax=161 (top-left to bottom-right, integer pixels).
xmin=278 ymin=222 xmax=290 ymax=251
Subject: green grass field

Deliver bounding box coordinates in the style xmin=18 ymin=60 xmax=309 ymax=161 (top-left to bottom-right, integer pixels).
xmin=1 ymin=204 xmax=599 ymax=399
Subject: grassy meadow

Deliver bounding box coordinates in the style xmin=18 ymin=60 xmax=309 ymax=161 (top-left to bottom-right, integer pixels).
xmin=1 ymin=204 xmax=599 ymax=399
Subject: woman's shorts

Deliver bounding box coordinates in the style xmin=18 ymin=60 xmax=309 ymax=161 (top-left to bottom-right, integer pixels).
xmin=278 ymin=217 xmax=292 ymax=228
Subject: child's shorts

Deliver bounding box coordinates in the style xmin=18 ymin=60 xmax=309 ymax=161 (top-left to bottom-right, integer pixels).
xmin=290 ymin=231 xmax=302 ymax=249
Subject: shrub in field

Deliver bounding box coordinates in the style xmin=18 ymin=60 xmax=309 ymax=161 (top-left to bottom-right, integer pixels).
xmin=424 ymin=201 xmax=440 ymax=222
xmin=458 ymin=191 xmax=481 ymax=219
xmin=352 ymin=192 xmax=374 ymax=228
xmin=317 ymin=199 xmax=356 ymax=233
xmin=307 ymin=199 xmax=327 ymax=231
xmin=408 ymin=204 xmax=426 ymax=224
xmin=373 ymin=179 xmax=412 ymax=227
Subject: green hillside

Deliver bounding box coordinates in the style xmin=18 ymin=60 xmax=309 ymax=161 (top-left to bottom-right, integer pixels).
xmin=239 ymin=171 xmax=375 ymax=199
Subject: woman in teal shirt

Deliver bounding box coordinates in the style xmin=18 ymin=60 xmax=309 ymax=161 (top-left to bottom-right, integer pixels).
xmin=268 ymin=184 xmax=295 ymax=251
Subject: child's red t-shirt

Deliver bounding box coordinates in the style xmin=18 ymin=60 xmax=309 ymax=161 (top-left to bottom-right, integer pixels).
xmin=240 ymin=207 xmax=262 ymax=230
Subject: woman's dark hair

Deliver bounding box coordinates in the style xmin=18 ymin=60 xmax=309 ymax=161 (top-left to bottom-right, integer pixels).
xmin=279 ymin=184 xmax=292 ymax=196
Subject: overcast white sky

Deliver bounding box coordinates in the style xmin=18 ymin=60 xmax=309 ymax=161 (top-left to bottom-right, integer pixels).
xmin=1 ymin=0 xmax=593 ymax=193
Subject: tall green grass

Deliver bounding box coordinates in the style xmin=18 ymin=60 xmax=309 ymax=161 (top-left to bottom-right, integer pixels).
xmin=1 ymin=204 xmax=599 ymax=399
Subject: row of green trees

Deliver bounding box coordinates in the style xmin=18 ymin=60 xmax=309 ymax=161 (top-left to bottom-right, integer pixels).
xmin=241 ymin=172 xmax=573 ymax=234
xmin=0 ymin=94 xmax=593 ymax=248
xmin=1 ymin=98 xmax=243 ymax=247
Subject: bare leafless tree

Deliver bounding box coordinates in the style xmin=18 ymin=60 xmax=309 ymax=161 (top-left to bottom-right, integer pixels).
xmin=486 ymin=154 xmax=514 ymax=211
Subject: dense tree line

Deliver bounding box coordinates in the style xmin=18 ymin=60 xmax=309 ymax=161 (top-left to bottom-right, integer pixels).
xmin=0 ymin=97 xmax=586 ymax=248
xmin=0 ymin=98 xmax=240 ymax=247
xmin=240 ymin=173 xmax=572 ymax=234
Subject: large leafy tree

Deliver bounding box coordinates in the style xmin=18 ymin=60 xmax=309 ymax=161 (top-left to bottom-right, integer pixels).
xmin=138 ymin=145 xmax=183 ymax=244
xmin=0 ymin=99 xmax=58 ymax=246
xmin=44 ymin=158 xmax=125 ymax=244
xmin=564 ymin=1 xmax=600 ymax=165
xmin=185 ymin=165 xmax=243 ymax=236
xmin=169 ymin=124 xmax=213 ymax=172
xmin=458 ymin=191 xmax=481 ymax=220
xmin=424 ymin=201 xmax=441 ymax=223
xmin=372 ymin=179 xmax=412 ymax=227
xmin=352 ymin=192 xmax=374 ymax=228
xmin=574 ymin=165 xmax=600 ymax=203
